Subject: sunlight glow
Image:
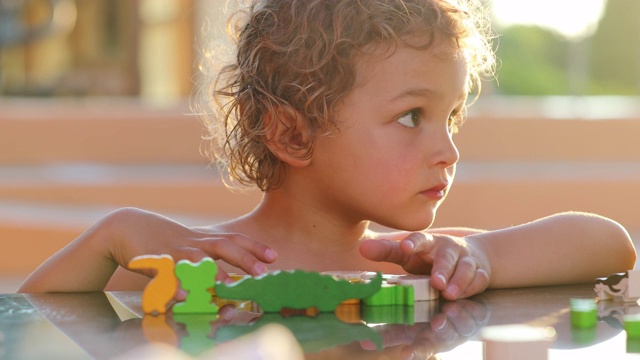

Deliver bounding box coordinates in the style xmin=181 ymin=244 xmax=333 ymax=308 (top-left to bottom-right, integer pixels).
xmin=491 ymin=0 xmax=607 ymax=39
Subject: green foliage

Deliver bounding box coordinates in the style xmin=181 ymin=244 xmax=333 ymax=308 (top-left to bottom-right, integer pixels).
xmin=588 ymin=0 xmax=640 ymax=95
xmin=493 ymin=2 xmax=640 ymax=96
xmin=494 ymin=25 xmax=569 ymax=95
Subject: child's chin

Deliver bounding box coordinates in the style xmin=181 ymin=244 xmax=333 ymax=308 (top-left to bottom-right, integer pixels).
xmin=382 ymin=215 xmax=436 ymax=232
xmin=403 ymin=222 xmax=435 ymax=232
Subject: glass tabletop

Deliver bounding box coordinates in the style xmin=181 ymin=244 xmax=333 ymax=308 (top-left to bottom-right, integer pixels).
xmin=1 ymin=284 xmax=639 ymax=359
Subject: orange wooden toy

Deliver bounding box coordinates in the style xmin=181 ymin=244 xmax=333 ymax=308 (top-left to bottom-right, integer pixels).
xmin=128 ymin=254 xmax=178 ymax=314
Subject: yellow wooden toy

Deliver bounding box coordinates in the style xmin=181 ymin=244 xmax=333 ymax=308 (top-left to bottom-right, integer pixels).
xmin=128 ymin=254 xmax=178 ymax=315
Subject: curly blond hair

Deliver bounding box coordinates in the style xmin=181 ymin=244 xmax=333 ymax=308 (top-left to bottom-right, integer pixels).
xmin=199 ymin=0 xmax=495 ymax=191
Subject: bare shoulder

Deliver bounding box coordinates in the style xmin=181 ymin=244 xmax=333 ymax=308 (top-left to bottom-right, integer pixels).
xmin=192 ymin=218 xmax=246 ymax=233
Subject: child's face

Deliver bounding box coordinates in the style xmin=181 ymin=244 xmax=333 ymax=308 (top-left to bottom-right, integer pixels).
xmin=307 ymin=38 xmax=468 ymax=231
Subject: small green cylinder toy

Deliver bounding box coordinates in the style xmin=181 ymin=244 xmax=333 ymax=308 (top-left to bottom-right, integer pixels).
xmin=569 ymin=298 xmax=597 ymax=329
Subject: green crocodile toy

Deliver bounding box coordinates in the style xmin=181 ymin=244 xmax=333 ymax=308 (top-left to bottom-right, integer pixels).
xmin=215 ymin=270 xmax=383 ymax=312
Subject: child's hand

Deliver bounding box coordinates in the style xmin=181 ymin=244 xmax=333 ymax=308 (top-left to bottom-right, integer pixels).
xmin=106 ymin=208 xmax=277 ymax=282
xmin=359 ymin=232 xmax=491 ymax=300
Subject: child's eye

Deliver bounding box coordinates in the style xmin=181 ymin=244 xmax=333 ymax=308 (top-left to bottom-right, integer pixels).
xmin=397 ymin=109 xmax=421 ymax=128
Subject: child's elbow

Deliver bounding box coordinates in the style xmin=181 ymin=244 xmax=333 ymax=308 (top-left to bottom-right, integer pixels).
xmin=604 ymin=217 xmax=637 ymax=270
xmin=570 ymin=211 xmax=637 ymax=272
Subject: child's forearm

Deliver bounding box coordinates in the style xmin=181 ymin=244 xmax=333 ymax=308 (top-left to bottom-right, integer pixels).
xmin=428 ymin=227 xmax=486 ymax=237
xmin=468 ymin=211 xmax=636 ymax=289
xmin=18 ymin=218 xmax=118 ymax=293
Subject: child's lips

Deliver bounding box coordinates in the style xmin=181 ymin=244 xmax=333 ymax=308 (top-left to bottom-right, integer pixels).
xmin=420 ymin=183 xmax=448 ymax=200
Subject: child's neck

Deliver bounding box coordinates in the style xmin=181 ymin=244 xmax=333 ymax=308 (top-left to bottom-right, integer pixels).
xmin=216 ymin=184 xmax=401 ymax=273
xmin=250 ymin=188 xmax=370 ymax=252
xmin=215 ymin=179 xmax=406 ymax=274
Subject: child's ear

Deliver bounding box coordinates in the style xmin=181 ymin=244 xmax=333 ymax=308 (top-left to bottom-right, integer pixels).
xmin=264 ymin=106 xmax=312 ymax=167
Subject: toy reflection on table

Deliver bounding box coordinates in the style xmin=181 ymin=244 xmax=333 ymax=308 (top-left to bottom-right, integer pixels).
xmin=136 ymin=296 xmax=489 ymax=357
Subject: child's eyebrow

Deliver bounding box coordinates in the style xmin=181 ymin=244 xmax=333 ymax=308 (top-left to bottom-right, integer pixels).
xmin=389 ymin=88 xmax=436 ymax=103
xmin=389 ymin=88 xmax=468 ymax=106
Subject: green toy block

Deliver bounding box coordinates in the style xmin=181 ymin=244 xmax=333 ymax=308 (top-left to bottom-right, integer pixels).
xmin=363 ymin=283 xmax=414 ymax=306
xmin=625 ymin=314 xmax=640 ymax=340
xmin=173 ymin=258 xmax=219 ymax=314
xmin=570 ymin=298 xmax=597 ymax=329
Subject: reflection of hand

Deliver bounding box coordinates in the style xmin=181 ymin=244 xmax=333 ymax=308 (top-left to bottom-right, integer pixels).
xmin=422 ymin=299 xmax=490 ymax=349
xmin=359 ymin=232 xmax=490 ymax=300
xmin=218 ymin=303 xmax=262 ymax=324
xmin=210 ymin=304 xmax=262 ymax=336
xmin=362 ymin=298 xmax=490 ymax=358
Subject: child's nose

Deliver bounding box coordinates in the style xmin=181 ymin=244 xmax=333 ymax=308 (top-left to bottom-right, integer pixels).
xmin=430 ymin=131 xmax=460 ymax=168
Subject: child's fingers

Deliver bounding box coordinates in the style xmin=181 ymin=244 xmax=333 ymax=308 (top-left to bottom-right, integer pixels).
xmin=429 ymin=245 xmax=460 ymax=291
xmin=174 ymin=247 xmax=212 ymax=262
xmin=399 ymin=232 xmax=436 ymax=254
xmin=196 ymin=236 xmax=277 ymax=276
xmin=224 ymin=233 xmax=279 ymax=263
xmin=199 ymin=234 xmax=278 ymax=264
xmin=441 ymin=255 xmax=476 ymax=300
xmin=215 ymin=268 xmax=232 ymax=284
xmin=175 ymin=288 xmax=187 ymax=301
xmin=171 ymin=247 xmax=257 ymax=280
xmin=459 ymin=268 xmax=490 ymax=299
xmin=359 ymin=239 xmax=410 ymax=265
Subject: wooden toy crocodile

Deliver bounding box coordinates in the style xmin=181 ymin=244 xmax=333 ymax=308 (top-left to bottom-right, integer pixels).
xmin=215 ymin=270 xmax=383 ymax=312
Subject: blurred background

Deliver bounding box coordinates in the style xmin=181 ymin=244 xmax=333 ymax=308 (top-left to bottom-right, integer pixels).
xmin=1 ymin=0 xmax=639 ymax=291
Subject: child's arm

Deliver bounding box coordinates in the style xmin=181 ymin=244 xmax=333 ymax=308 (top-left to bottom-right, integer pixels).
xmin=18 ymin=207 xmax=277 ymax=293
xmin=473 ymin=212 xmax=636 ymax=288
xmin=361 ymin=212 xmax=637 ymax=300
xmin=428 ymin=227 xmax=486 ymax=237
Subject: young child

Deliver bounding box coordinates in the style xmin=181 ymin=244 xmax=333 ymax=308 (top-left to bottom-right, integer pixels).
xmin=19 ymin=0 xmax=636 ymax=300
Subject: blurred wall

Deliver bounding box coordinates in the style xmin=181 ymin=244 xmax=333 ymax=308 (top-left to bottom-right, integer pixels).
xmin=1 ymin=1 xmax=639 ymax=292
xmin=1 ymin=97 xmax=640 ymax=290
